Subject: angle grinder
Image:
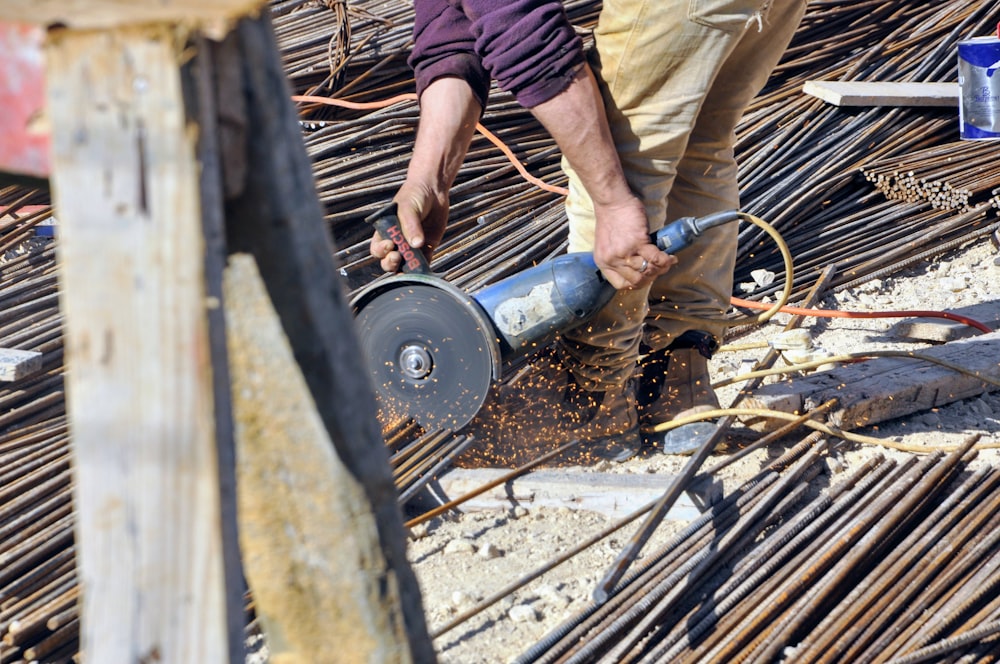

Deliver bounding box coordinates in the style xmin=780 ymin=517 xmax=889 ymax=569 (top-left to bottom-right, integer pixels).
xmin=352 ymin=205 xmax=741 ymax=431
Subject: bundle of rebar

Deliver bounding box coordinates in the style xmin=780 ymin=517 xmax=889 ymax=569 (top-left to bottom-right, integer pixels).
xmin=516 ymin=435 xmax=1000 ymax=663
xmin=270 ymin=0 xmax=1000 ymax=303
xmin=383 ymin=422 xmax=476 ymax=505
xmin=862 ymin=140 xmax=1000 ymax=212
xmin=3 ymin=1 xmax=1000 ymax=662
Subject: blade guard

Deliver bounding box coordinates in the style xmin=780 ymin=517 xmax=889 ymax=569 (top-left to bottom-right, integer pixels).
xmin=350 ymin=273 xmax=504 ymax=384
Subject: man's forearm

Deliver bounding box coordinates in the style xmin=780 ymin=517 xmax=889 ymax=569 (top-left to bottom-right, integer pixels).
xmin=529 ymin=65 xmax=635 ymax=211
xmin=530 ymin=65 xmax=673 ymax=288
xmin=373 ymin=76 xmax=482 ymax=268
xmin=408 ymin=77 xmax=481 ymax=195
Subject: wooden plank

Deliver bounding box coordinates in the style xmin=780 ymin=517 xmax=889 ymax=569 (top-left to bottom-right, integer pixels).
xmin=803 ymin=80 xmax=958 ymax=107
xmin=225 ymin=254 xmax=417 ymax=662
xmin=45 ymin=25 xmax=233 ymax=663
xmin=427 ymin=468 xmax=716 ymax=521
xmin=0 ymin=0 xmax=263 ymax=32
xmin=218 ymin=16 xmax=434 ymax=661
xmin=0 ymin=347 xmax=42 ymax=381
xmin=745 ymin=331 xmax=1000 ymax=431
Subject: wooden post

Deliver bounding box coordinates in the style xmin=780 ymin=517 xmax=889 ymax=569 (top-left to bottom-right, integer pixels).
xmin=213 ymin=17 xmax=435 ymax=661
xmin=44 ymin=24 xmax=239 ymax=662
xmin=3 ymin=3 xmax=435 ymax=660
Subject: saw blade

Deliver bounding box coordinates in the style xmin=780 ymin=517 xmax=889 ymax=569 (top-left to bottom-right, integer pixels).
xmin=355 ymin=282 xmax=496 ymax=431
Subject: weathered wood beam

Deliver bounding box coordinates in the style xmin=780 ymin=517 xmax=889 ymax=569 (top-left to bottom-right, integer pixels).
xmin=225 ymin=254 xmax=418 ymax=661
xmin=745 ymin=331 xmax=1000 ymax=430
xmin=215 ymin=15 xmax=435 ymax=662
xmin=45 ymin=24 xmax=238 ymax=662
xmin=10 ymin=4 xmax=434 ymax=659
xmin=0 ymin=0 xmax=264 ymax=31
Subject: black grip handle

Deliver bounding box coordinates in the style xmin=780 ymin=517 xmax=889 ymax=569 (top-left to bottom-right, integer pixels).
xmin=366 ymin=203 xmax=432 ymax=274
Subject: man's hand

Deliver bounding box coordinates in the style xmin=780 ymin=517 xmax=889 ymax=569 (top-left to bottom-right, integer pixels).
xmin=592 ymin=196 xmax=676 ymax=289
xmin=370 ymin=182 xmax=449 ymax=273
xmin=370 ymin=77 xmax=480 ymax=273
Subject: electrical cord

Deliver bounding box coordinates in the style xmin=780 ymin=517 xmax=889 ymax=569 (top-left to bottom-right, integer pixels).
xmin=292 ymin=93 xmax=569 ymax=195
xmin=731 ymin=296 xmax=993 ymax=334
xmin=651 ymin=406 xmax=998 ymax=453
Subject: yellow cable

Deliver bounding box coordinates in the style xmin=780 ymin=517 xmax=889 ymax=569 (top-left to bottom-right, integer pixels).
xmin=718 ymin=340 xmax=771 ymax=352
xmin=657 ymin=212 xmax=795 ymax=329
xmin=711 ymin=349 xmax=1000 ymax=390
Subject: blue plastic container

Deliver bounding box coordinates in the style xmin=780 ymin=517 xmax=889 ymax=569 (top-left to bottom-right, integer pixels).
xmin=958 ymin=36 xmax=1000 ymax=140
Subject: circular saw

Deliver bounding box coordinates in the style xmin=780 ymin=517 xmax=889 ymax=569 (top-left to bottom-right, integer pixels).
xmin=353 ymin=204 xmax=742 ymax=431
xmin=352 ymin=275 xmax=501 ymax=431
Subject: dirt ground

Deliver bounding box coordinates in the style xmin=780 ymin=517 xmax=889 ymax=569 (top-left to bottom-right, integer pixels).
xmin=406 ymin=235 xmax=1000 ymax=664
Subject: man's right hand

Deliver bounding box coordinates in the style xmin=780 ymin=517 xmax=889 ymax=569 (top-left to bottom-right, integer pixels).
xmin=592 ymin=196 xmax=675 ymax=290
xmin=370 ymin=182 xmax=449 ymax=273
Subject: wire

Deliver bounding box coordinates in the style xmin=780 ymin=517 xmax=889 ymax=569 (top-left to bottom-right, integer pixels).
xmin=731 ymin=296 xmax=993 ymax=334
xmin=656 ymin=212 xmax=796 ymax=330
xmin=291 ymin=93 xmax=570 ymax=195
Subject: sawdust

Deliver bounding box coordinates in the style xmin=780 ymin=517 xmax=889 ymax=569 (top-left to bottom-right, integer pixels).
xmin=407 ymin=236 xmax=1000 ymax=664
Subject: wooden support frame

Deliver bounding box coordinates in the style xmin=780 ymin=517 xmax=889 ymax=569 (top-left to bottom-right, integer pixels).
xmin=210 ymin=17 xmax=435 ymax=662
xmin=11 ymin=5 xmax=435 ymax=661
xmin=44 ymin=24 xmax=241 ymax=662
xmin=0 ymin=0 xmax=261 ymax=32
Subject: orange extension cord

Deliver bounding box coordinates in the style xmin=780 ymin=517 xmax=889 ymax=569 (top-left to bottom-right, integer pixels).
xmin=292 ymin=93 xmax=995 ymax=336
xmin=292 ymin=94 xmax=569 ymax=196
xmin=732 ymin=297 xmax=993 ymax=334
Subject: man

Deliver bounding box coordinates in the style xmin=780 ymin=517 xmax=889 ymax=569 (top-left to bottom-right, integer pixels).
xmin=372 ymin=0 xmax=806 ymax=460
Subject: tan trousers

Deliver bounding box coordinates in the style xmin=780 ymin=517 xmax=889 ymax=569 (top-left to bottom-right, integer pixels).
xmin=559 ymin=0 xmax=807 ymax=390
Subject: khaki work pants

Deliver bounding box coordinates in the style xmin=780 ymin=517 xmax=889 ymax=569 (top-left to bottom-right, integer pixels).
xmin=559 ymin=0 xmax=808 ymax=390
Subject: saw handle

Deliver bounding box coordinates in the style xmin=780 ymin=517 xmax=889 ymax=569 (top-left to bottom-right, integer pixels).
xmin=366 ymin=203 xmax=433 ymax=274
xmin=650 ymin=209 xmax=742 ymax=254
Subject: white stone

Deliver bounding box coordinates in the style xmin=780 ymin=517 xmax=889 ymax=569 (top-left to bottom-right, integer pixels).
xmin=444 ymin=538 xmax=476 ymax=555
xmin=508 ymin=604 xmax=539 ymax=623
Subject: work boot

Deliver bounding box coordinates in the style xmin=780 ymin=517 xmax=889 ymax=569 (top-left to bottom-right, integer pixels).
xmin=638 ymin=331 xmax=721 ymax=453
xmin=560 ymin=373 xmax=642 ymax=462
xmin=522 ymin=352 xmax=641 ymax=463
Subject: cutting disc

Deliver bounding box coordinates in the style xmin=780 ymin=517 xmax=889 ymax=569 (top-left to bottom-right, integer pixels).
xmin=354 ymin=279 xmax=498 ymax=431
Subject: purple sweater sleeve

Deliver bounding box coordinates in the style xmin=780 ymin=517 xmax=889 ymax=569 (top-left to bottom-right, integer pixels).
xmin=410 ymin=0 xmax=584 ymax=109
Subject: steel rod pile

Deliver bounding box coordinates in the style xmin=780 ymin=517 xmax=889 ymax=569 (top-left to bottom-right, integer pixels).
xmin=385 ymin=424 xmax=475 ymax=505
xmin=0 ymin=418 xmax=77 ymax=664
xmin=271 ymin=0 xmax=1000 ymax=305
xmin=862 ymin=140 xmax=1000 ymax=212
xmin=516 ymin=435 xmax=1000 ymax=663
xmin=3 ymin=1 xmax=1000 ymax=662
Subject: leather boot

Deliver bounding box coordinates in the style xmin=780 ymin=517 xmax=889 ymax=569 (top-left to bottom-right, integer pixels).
xmin=638 ymin=331 xmax=720 ymax=451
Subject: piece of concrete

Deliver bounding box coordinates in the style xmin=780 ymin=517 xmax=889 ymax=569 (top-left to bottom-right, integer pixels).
xmin=889 ymin=303 xmax=1000 ymax=344
xmin=424 ymin=468 xmax=718 ymax=521
xmin=0 ymin=347 xmax=42 ymax=381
